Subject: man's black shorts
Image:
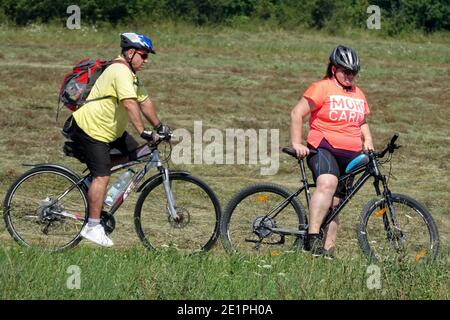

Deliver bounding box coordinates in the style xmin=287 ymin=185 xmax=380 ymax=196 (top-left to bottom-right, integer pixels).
xmin=68 ymin=119 xmax=139 ymax=177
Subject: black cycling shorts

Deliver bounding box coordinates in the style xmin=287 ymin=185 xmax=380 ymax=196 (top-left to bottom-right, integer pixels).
xmin=69 ymin=119 xmax=139 ymax=177
xmin=307 ymin=139 xmax=360 ymax=198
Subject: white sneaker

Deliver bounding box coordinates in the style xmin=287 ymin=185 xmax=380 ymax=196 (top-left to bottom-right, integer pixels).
xmin=80 ymin=224 xmax=114 ymax=247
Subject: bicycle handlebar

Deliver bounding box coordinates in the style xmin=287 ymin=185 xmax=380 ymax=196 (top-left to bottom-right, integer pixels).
xmin=148 ymin=132 xmax=174 ymax=148
xmin=284 ymin=133 xmax=400 ymax=161
xmin=372 ymin=133 xmax=401 ymax=159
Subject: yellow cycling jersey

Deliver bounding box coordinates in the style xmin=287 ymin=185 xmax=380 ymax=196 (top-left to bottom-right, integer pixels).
xmin=73 ymin=56 xmax=148 ymax=143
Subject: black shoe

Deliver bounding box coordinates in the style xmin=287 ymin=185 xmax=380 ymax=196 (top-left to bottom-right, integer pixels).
xmin=323 ymin=247 xmax=336 ymax=260
xmin=304 ymin=234 xmax=325 ymax=256
xmin=311 ymin=245 xmax=326 ymax=257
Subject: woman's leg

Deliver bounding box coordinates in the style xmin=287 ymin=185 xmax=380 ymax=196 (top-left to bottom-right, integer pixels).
xmin=308 ymin=174 xmax=338 ymax=235
xmin=322 ymin=197 xmax=340 ymax=251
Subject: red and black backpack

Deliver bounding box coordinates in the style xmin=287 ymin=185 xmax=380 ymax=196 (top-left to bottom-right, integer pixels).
xmin=57 ymin=58 xmax=128 ymax=118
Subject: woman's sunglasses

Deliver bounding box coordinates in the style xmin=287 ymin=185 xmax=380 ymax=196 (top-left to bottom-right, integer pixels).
xmin=341 ymin=68 xmax=358 ymax=76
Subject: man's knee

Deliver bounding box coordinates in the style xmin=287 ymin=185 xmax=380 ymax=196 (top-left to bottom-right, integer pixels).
xmin=92 ymin=175 xmax=110 ymax=186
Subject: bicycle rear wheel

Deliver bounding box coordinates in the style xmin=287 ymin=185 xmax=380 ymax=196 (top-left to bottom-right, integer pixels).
xmin=358 ymin=193 xmax=439 ymax=263
xmin=220 ymin=183 xmax=307 ymax=254
xmin=3 ymin=166 xmax=88 ymax=250
xmin=134 ymin=173 xmax=221 ymax=253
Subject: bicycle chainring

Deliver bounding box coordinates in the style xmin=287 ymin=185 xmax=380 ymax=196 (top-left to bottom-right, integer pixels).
xmin=100 ymin=212 xmax=116 ymax=235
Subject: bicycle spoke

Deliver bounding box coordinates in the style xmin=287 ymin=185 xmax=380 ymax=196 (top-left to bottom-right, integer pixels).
xmin=222 ymin=184 xmax=306 ymax=255
xmin=361 ymin=196 xmax=438 ymax=263
xmin=4 ymin=169 xmax=87 ymax=250
xmin=135 ymin=175 xmax=219 ymax=253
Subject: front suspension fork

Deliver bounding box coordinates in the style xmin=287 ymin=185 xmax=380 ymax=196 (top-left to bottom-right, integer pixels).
xmin=374 ymin=175 xmax=402 ymax=242
xmin=161 ymin=167 xmax=179 ymax=220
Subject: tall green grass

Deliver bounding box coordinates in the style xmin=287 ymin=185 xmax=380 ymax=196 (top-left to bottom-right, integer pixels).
xmin=0 ymin=245 xmax=448 ymax=300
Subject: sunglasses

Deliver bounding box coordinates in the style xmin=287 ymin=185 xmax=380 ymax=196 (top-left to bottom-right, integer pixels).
xmin=341 ymin=68 xmax=358 ymax=76
xmin=135 ymin=51 xmax=149 ymax=60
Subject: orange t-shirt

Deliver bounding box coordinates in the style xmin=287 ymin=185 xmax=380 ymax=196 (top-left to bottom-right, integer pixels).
xmin=303 ymin=78 xmax=370 ymax=152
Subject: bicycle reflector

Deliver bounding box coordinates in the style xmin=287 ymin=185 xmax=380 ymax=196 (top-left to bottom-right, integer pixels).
xmin=256 ymin=195 xmax=270 ymax=201
xmin=415 ymin=249 xmax=426 ymax=262
xmin=375 ymin=208 xmax=386 ymax=217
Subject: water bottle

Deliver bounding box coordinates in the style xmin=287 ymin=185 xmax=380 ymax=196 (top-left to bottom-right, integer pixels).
xmin=104 ymin=169 xmax=135 ymax=206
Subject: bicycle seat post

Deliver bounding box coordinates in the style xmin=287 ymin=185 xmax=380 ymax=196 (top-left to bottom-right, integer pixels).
xmin=298 ymin=157 xmax=312 ymax=208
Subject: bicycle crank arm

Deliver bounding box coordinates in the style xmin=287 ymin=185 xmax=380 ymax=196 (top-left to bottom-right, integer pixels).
xmin=245 ymin=236 xmax=286 ymax=245
xmin=54 ymin=211 xmax=85 ymax=221
xmin=268 ymin=227 xmax=307 ymax=236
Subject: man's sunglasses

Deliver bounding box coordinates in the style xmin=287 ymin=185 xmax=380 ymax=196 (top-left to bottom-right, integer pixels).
xmin=136 ymin=51 xmax=149 ymax=60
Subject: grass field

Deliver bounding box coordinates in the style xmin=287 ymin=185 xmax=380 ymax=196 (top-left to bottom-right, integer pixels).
xmin=0 ymin=23 xmax=449 ymax=299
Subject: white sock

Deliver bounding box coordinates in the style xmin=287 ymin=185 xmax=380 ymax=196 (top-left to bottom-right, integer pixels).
xmin=88 ymin=218 xmax=101 ymax=227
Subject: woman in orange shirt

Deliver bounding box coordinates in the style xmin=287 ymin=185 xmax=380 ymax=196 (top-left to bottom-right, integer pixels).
xmin=290 ymin=45 xmax=374 ymax=257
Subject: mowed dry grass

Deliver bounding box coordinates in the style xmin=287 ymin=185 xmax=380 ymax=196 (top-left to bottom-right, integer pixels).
xmin=0 ymin=24 xmax=448 ymax=258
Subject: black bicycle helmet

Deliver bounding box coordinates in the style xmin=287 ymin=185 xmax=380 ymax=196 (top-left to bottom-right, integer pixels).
xmin=329 ymin=45 xmax=360 ymax=72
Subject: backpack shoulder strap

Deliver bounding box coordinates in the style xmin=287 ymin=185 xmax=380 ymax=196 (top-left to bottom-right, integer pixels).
xmin=82 ymin=59 xmax=131 ymax=106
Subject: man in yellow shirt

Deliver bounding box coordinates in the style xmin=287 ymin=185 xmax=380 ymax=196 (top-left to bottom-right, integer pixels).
xmin=68 ymin=32 xmax=170 ymax=246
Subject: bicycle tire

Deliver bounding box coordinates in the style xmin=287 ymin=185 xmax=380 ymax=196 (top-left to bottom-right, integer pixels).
xmin=358 ymin=193 xmax=439 ymax=263
xmin=134 ymin=173 xmax=221 ymax=253
xmin=220 ymin=183 xmax=307 ymax=254
xmin=3 ymin=166 xmax=88 ymax=251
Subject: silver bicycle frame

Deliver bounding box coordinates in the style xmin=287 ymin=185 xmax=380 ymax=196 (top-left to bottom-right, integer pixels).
xmin=112 ymin=148 xmax=179 ymax=220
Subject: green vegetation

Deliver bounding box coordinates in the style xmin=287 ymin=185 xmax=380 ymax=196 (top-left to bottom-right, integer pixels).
xmin=1 ymin=0 xmax=450 ymax=35
xmin=0 ymin=23 xmax=448 ymax=299
xmin=0 ymin=245 xmax=448 ymax=299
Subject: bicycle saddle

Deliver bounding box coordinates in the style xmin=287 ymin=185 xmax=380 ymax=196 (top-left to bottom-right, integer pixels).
xmin=282 ymin=147 xmax=298 ymax=159
xmin=282 ymin=147 xmax=317 ymax=159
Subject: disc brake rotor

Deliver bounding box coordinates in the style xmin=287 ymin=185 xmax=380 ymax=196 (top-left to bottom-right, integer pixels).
xmin=168 ymin=206 xmax=190 ymax=228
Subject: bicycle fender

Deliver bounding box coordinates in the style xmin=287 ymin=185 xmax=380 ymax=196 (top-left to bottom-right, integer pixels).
xmin=22 ymin=163 xmax=82 ymax=180
xmin=136 ymin=170 xmax=190 ymax=192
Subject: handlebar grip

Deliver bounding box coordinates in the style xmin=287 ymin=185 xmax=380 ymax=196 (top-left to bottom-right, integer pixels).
xmin=390 ymin=133 xmax=399 ymax=146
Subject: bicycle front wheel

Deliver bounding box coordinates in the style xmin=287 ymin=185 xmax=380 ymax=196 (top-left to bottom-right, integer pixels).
xmin=220 ymin=183 xmax=307 ymax=254
xmin=134 ymin=173 xmax=221 ymax=253
xmin=3 ymin=166 xmax=88 ymax=250
xmin=358 ymin=193 xmax=439 ymax=263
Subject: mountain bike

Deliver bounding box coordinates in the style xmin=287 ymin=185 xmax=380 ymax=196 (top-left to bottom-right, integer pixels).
xmin=220 ymin=134 xmax=439 ymax=263
xmin=3 ymin=133 xmax=221 ymax=253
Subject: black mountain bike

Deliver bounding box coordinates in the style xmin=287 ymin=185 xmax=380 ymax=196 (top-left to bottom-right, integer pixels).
xmin=220 ymin=134 xmax=439 ymax=263
xmin=3 ymin=134 xmax=221 ymax=253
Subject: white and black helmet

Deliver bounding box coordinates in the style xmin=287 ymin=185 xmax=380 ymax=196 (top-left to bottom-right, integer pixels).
xmin=330 ymin=45 xmax=360 ymax=72
xmin=120 ymin=32 xmax=156 ymax=54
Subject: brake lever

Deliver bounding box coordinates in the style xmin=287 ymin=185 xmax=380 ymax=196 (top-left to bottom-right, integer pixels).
xmin=389 ymin=144 xmax=401 ymax=153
